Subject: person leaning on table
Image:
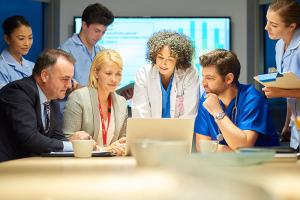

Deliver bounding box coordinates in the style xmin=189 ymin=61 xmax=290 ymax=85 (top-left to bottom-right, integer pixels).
xmin=194 ymin=49 xmax=279 ymax=152
xmin=0 ymin=49 xmax=91 ymax=162
xmin=131 ymin=30 xmax=200 ymax=118
xmin=63 ymin=49 xmax=127 ymax=156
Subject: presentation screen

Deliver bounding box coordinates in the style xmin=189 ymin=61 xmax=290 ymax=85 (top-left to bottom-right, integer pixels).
xmin=74 ymin=17 xmax=231 ymax=88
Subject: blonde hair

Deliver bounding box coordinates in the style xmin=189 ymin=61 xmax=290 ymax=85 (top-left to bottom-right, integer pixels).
xmin=88 ymin=49 xmax=123 ymax=88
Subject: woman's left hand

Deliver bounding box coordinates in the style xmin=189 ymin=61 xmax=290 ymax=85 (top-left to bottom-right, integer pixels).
xmin=109 ymin=137 xmax=127 ymax=156
xmin=262 ymin=87 xmax=284 ymax=98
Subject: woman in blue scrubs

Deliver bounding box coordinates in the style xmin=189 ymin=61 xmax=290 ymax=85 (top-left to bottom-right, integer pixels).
xmin=0 ymin=15 xmax=34 ymax=89
xmin=263 ymin=0 xmax=300 ymax=150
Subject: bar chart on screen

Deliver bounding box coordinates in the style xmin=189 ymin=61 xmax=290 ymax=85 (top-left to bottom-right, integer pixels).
xmin=74 ymin=17 xmax=231 ymax=88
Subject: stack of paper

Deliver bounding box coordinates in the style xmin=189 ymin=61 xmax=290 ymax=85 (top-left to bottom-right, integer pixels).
xmin=254 ymin=72 xmax=300 ymax=89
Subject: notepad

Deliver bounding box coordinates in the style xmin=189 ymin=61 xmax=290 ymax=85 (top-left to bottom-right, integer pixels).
xmin=254 ymin=72 xmax=300 ymax=89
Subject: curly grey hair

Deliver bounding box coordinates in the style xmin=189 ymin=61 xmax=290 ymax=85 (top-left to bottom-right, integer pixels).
xmin=146 ymin=30 xmax=194 ymax=70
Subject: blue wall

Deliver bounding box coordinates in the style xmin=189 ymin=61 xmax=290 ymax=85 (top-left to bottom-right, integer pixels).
xmin=0 ymin=0 xmax=43 ymax=62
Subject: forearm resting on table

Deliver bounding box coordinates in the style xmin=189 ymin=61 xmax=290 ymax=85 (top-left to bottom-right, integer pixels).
xmin=216 ymin=116 xmax=257 ymax=150
xmin=217 ymin=144 xmax=234 ymax=152
xmin=195 ymin=133 xmax=234 ymax=152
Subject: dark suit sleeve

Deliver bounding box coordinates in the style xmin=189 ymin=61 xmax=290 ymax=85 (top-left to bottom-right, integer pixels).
xmin=1 ymin=88 xmax=64 ymax=153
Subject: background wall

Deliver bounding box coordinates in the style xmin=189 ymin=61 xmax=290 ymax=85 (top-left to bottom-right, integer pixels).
xmin=45 ymin=0 xmax=258 ymax=84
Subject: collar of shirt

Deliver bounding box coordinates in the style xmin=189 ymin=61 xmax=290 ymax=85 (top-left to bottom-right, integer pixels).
xmin=70 ymin=33 xmax=101 ymax=60
xmin=36 ymin=83 xmax=48 ymax=105
xmin=276 ymin=29 xmax=300 ymax=73
xmin=1 ymin=48 xmax=32 ymax=67
xmin=289 ymin=28 xmax=300 ymax=51
xmin=218 ymin=82 xmax=241 ymax=115
xmin=278 ymin=28 xmax=300 ymax=59
xmin=71 ymin=33 xmax=85 ymax=47
xmin=36 ymin=83 xmax=49 ymax=127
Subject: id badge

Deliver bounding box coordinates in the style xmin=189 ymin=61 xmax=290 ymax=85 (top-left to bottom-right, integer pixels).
xmin=175 ymin=96 xmax=184 ymax=117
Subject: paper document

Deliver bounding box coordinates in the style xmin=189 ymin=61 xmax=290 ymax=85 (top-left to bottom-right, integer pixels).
xmin=254 ymin=72 xmax=300 ymax=89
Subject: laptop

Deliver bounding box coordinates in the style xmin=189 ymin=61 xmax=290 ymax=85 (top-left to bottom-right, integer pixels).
xmin=125 ymin=118 xmax=194 ymax=155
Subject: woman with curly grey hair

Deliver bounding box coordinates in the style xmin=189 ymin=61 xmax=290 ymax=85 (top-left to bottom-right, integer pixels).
xmin=132 ymin=30 xmax=200 ymax=118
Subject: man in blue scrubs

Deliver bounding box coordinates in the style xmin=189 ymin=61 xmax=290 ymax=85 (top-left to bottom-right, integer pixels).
xmin=194 ymin=49 xmax=279 ymax=152
xmin=59 ymin=3 xmax=114 ymax=86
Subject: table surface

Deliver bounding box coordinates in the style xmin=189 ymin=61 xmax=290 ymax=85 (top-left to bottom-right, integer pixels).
xmin=0 ymin=156 xmax=300 ymax=200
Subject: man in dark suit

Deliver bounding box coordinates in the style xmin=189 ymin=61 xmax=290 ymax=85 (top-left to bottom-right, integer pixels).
xmin=0 ymin=49 xmax=90 ymax=162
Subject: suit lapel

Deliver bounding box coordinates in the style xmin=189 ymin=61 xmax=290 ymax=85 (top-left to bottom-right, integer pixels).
xmin=109 ymin=93 xmax=120 ymax=143
xmin=89 ymin=87 xmax=102 ymax=145
xmin=31 ymin=78 xmax=46 ymax=135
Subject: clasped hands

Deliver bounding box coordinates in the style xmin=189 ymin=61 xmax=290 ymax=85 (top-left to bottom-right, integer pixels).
xmin=100 ymin=137 xmax=126 ymax=156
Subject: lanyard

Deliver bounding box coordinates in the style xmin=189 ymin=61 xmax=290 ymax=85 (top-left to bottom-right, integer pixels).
xmin=77 ymin=34 xmax=97 ymax=62
xmin=98 ymin=95 xmax=112 ymax=146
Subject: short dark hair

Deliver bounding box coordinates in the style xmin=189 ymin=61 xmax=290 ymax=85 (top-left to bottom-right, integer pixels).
xmin=2 ymin=15 xmax=31 ymax=36
xmin=268 ymin=0 xmax=300 ymax=29
xmin=32 ymin=49 xmax=75 ymax=76
xmin=146 ymin=30 xmax=194 ymax=70
xmin=82 ymin=3 xmax=114 ymax=26
xmin=200 ymin=49 xmax=241 ymax=84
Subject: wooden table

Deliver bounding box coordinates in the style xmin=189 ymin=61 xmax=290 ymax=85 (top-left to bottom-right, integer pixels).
xmin=0 ymin=156 xmax=299 ymax=200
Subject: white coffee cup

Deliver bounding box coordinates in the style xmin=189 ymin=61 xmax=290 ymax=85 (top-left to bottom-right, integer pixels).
xmin=72 ymin=140 xmax=94 ymax=158
xmin=131 ymin=140 xmax=160 ymax=167
xmin=131 ymin=140 xmax=189 ymax=167
xmin=199 ymin=140 xmax=218 ymax=153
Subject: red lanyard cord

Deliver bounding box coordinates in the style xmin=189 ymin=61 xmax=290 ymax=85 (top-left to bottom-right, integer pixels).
xmin=98 ymin=95 xmax=112 ymax=146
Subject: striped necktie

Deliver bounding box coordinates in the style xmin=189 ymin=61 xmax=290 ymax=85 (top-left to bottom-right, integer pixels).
xmin=44 ymin=101 xmax=50 ymax=133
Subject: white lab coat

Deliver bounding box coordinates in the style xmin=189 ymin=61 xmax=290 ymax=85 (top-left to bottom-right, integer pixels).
xmin=132 ymin=64 xmax=200 ymax=118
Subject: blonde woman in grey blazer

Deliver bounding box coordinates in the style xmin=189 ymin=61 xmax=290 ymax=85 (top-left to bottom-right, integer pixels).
xmin=63 ymin=49 xmax=128 ymax=155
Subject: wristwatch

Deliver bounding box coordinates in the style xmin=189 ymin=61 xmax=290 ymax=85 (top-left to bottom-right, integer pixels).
xmin=214 ymin=111 xmax=226 ymax=120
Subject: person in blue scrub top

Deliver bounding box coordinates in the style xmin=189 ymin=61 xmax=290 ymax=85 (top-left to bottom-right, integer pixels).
xmin=194 ymin=49 xmax=279 ymax=152
xmin=132 ymin=30 xmax=200 ymax=118
xmin=0 ymin=15 xmax=34 ymax=89
xmin=59 ymin=3 xmax=114 ymax=87
xmin=263 ymin=0 xmax=300 ymax=150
